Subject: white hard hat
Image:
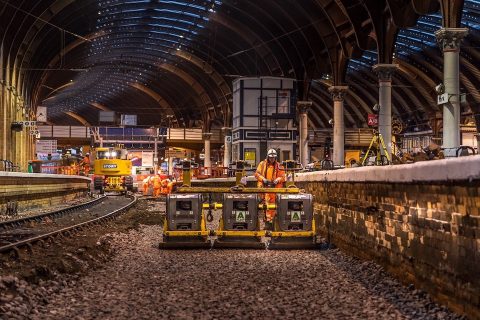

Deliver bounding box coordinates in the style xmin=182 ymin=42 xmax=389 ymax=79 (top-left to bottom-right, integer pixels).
xmin=267 ymin=149 xmax=277 ymax=158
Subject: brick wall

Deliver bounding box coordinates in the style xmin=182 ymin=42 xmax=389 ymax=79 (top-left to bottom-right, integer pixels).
xmin=296 ymin=156 xmax=480 ymax=318
xmin=188 ymin=157 xmax=480 ymax=317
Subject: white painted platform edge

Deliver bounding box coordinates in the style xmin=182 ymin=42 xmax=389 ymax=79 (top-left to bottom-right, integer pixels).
xmin=194 ymin=156 xmax=480 ymax=184
xmin=0 ymin=172 xmax=91 ymax=181
xmin=295 ymin=155 xmax=480 ymax=183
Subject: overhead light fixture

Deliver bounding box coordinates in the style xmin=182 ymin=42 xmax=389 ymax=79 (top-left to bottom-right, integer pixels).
xmin=435 ymin=83 xmax=445 ymax=95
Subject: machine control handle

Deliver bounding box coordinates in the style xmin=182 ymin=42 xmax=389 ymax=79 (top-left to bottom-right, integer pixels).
xmin=206 ymin=209 xmax=214 ymax=222
xmin=202 ymin=203 xmax=223 ymax=209
xmin=258 ymin=203 xmax=276 ymax=210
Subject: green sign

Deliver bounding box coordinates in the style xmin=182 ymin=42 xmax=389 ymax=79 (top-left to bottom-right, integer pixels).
xmin=235 ymin=211 xmax=246 ymax=222
xmin=291 ymin=211 xmax=301 ymax=222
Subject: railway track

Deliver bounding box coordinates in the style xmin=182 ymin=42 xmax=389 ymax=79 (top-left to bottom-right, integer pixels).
xmin=0 ymin=194 xmax=137 ymax=254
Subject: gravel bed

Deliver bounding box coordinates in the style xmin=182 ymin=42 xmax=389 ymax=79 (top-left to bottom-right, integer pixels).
xmin=0 ymin=222 xmax=464 ymax=320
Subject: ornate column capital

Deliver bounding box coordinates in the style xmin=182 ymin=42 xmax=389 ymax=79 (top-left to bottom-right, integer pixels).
xmin=328 ymin=86 xmax=348 ymax=101
xmin=203 ymin=132 xmax=213 ymax=140
xmin=435 ymin=28 xmax=468 ymax=51
xmin=372 ymin=64 xmax=398 ymax=81
xmin=296 ymin=101 xmax=312 ymax=114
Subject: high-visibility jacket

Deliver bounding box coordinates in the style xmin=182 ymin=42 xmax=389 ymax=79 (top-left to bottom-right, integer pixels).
xmin=142 ymin=176 xmax=151 ymax=195
xmin=152 ymin=175 xmax=162 ymax=189
xmin=255 ymin=160 xmax=286 ymax=188
xmin=160 ymin=178 xmax=171 ymax=194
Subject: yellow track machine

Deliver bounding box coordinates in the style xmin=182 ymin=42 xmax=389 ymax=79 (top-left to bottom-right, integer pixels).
xmin=160 ymin=160 xmax=319 ymax=249
xmin=92 ymin=146 xmax=133 ymax=194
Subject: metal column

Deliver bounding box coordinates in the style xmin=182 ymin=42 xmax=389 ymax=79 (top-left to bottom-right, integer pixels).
xmin=435 ymin=28 xmax=468 ymax=157
xmin=328 ymin=86 xmax=348 ymax=166
xmin=203 ymin=132 xmax=212 ymax=176
xmin=223 ymin=127 xmax=232 ymax=168
xmin=154 ymin=136 xmax=158 ymax=174
xmin=296 ymin=101 xmax=312 ymax=167
xmin=372 ymin=64 xmax=397 ymax=157
xmin=168 ymin=157 xmax=174 ymax=176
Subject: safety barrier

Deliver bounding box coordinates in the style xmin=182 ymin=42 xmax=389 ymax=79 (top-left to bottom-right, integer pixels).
xmin=173 ymin=166 xmax=229 ymax=181
xmin=0 ymin=160 xmax=20 ymax=172
xmin=39 ymin=164 xmax=81 ymax=175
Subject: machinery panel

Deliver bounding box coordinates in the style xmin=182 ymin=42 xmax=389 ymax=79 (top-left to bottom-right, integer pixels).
xmin=222 ymin=193 xmax=259 ymax=231
xmin=276 ymin=194 xmax=313 ymax=231
xmin=167 ymin=194 xmax=202 ymax=231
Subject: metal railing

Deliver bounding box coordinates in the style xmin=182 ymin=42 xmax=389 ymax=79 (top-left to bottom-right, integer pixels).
xmin=0 ymin=160 xmax=20 ymax=172
xmin=173 ymin=166 xmax=230 ymax=180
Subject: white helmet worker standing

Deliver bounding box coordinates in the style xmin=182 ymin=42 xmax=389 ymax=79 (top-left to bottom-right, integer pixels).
xmin=256 ymin=149 xmax=282 ymax=187
xmin=254 ymin=148 xmax=286 ymax=229
xmin=267 ymin=148 xmax=277 ymax=158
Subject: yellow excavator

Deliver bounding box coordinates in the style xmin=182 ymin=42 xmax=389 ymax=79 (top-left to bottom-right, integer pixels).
xmin=92 ymin=146 xmax=133 ymax=194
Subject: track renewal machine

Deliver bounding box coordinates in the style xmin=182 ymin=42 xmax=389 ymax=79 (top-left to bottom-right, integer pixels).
xmin=160 ymin=160 xmax=318 ymax=249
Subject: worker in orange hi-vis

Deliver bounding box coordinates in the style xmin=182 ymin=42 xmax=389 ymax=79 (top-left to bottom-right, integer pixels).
xmin=254 ymin=149 xmax=286 ymax=230
xmin=142 ymin=176 xmax=152 ymax=196
xmin=160 ymin=177 xmax=170 ymax=195
xmin=152 ymin=174 xmax=162 ymax=197
xmin=80 ymin=153 xmax=91 ymax=176
xmin=167 ymin=179 xmax=175 ymax=194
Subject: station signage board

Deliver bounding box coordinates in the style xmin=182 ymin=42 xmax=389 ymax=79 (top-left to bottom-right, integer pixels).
xmin=165 ymin=149 xmax=186 ymax=159
xmin=142 ymin=151 xmax=154 ymax=167
xmin=367 ymin=114 xmax=378 ymax=127
xmin=121 ymin=114 xmax=137 ymax=126
xmin=99 ymin=111 xmax=115 ymax=123
xmin=35 ymin=140 xmax=57 ymax=154
xmin=36 ymin=106 xmax=47 ymax=122
xmin=437 ymin=93 xmax=449 ymax=105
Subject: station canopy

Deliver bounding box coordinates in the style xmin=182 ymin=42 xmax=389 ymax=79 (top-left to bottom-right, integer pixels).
xmin=1 ymin=0 xmax=479 ymax=130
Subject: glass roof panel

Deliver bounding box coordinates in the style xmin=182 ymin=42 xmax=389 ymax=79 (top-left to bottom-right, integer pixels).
xmin=46 ymin=0 xmax=221 ymax=115
xmin=347 ymin=1 xmax=480 ymax=75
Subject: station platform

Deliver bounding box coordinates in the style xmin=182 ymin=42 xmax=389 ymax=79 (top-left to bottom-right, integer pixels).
xmin=0 ymin=172 xmax=90 ymax=215
xmin=184 ymin=156 xmax=480 ymax=316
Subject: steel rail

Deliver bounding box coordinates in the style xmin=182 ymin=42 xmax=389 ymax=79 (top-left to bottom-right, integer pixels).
xmin=0 ymin=195 xmax=107 ymax=231
xmin=0 ymin=195 xmax=137 ymax=254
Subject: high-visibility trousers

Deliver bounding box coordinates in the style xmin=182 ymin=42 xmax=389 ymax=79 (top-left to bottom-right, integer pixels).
xmin=264 ymin=193 xmax=276 ymax=222
xmin=143 ymin=182 xmax=150 ymax=195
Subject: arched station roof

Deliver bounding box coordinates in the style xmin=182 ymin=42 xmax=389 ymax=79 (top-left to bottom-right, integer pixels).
xmin=0 ymin=0 xmax=478 ymax=131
